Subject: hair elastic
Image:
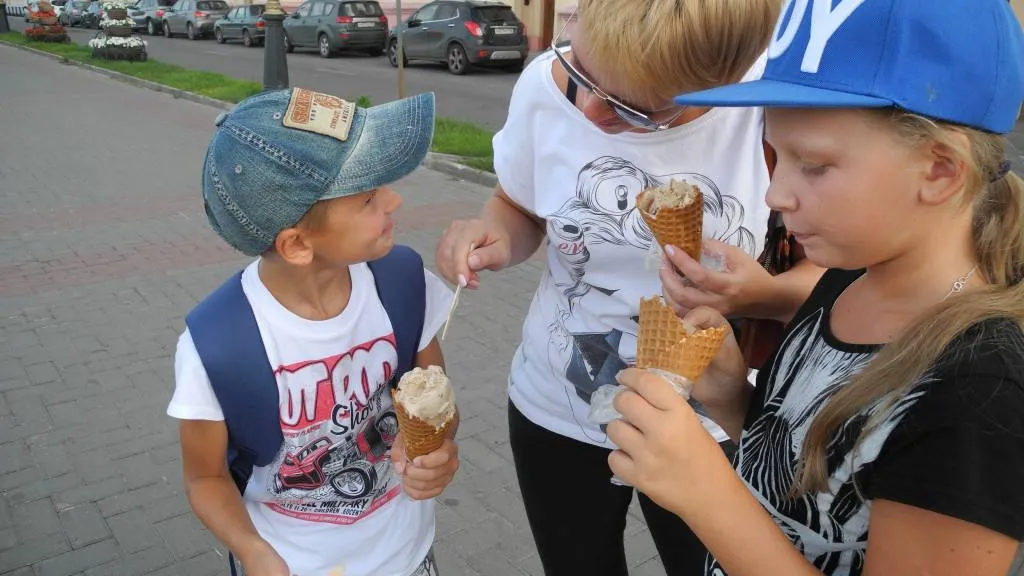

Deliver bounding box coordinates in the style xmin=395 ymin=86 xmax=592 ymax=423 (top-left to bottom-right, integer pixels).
xmin=991 ymin=160 xmax=1012 ymax=183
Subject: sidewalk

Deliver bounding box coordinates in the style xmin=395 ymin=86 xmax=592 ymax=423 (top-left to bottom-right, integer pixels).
xmin=0 ymin=44 xmax=664 ymax=575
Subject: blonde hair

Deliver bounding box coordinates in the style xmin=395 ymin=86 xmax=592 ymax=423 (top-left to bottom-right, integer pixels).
xmin=576 ymin=0 xmax=782 ymax=104
xmin=796 ymin=109 xmax=1024 ymax=494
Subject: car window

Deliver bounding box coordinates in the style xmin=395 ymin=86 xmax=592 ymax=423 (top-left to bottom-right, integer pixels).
xmin=196 ymin=0 xmax=226 ymax=10
xmin=412 ymin=3 xmax=437 ymax=21
xmin=157 ymin=0 xmax=175 ymax=6
xmin=471 ymin=5 xmax=518 ymax=23
xmin=433 ymin=4 xmax=456 ymax=19
xmin=312 ymin=2 xmax=327 ymax=16
xmin=248 ymin=5 xmax=263 ymax=16
xmin=339 ymin=1 xmax=381 ymax=16
xmin=294 ymin=2 xmax=311 ymax=16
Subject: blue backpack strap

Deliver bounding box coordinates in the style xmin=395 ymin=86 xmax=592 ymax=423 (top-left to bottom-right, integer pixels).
xmin=184 ymin=271 xmax=283 ymax=495
xmin=367 ymin=245 xmax=427 ymax=386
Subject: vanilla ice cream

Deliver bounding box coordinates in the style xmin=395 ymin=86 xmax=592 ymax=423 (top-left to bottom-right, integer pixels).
xmin=394 ymin=366 xmax=456 ymax=430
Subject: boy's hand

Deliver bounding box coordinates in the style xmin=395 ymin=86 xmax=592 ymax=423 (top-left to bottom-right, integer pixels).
xmin=239 ymin=540 xmax=292 ymax=576
xmin=391 ymin=434 xmax=460 ymax=500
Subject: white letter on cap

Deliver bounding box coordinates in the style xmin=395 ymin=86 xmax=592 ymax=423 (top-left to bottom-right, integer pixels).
xmin=802 ymin=0 xmax=866 ymax=73
xmin=768 ymin=0 xmax=808 ymax=60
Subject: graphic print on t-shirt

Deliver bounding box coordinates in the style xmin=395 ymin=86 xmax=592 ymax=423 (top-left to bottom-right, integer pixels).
xmin=263 ymin=334 xmax=403 ymax=525
xmin=708 ymin=306 xmax=925 ymax=575
xmin=546 ymin=155 xmax=755 ymax=417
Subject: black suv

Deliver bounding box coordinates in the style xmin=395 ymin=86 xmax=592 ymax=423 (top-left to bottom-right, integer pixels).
xmin=283 ymin=0 xmax=388 ymax=58
xmin=388 ymin=0 xmax=527 ymax=75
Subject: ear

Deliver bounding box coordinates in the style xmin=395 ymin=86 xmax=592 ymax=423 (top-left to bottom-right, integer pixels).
xmin=273 ymin=227 xmax=315 ymax=265
xmin=919 ymin=134 xmax=970 ymax=207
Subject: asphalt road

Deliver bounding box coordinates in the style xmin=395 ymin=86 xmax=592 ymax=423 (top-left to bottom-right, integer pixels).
xmin=9 ymin=17 xmax=520 ymax=130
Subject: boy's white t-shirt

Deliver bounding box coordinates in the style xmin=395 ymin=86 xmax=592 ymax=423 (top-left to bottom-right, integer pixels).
xmin=498 ymin=49 xmax=772 ymax=448
xmin=168 ymin=260 xmax=453 ymax=576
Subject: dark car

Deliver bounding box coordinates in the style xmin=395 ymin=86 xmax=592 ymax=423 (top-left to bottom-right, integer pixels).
xmin=81 ymin=1 xmax=104 ymax=28
xmin=283 ymin=0 xmax=388 ymax=58
xmin=130 ymin=0 xmax=176 ymax=35
xmin=214 ymin=4 xmax=265 ymax=46
xmin=59 ymin=0 xmax=89 ymax=26
xmin=388 ymin=0 xmax=526 ymax=75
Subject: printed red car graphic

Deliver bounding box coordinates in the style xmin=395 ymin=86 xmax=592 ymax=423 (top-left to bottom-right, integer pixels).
xmin=273 ymin=411 xmax=399 ymax=499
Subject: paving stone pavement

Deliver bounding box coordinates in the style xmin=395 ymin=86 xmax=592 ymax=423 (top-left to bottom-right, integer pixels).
xmin=0 ymin=44 xmax=667 ymax=576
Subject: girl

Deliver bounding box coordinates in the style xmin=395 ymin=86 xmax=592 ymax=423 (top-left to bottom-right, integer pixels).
xmin=608 ymin=0 xmax=1024 ymax=574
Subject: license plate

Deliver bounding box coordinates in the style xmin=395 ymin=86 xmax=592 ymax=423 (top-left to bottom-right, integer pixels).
xmin=493 ymin=27 xmax=514 ymax=35
xmin=357 ymin=21 xmax=375 ymax=28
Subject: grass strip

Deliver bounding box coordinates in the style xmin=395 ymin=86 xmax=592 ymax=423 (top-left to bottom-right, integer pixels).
xmin=1 ymin=32 xmax=496 ymax=172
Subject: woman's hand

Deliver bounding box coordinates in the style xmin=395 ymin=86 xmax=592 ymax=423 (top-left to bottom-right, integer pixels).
xmin=435 ymin=219 xmax=512 ymax=289
xmin=607 ymin=368 xmax=735 ymax=517
xmin=391 ymin=434 xmax=460 ymax=500
xmin=661 ymin=240 xmax=777 ymax=320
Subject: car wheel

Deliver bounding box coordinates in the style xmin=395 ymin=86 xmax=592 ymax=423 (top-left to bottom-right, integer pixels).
xmin=146 ymin=18 xmax=156 ymax=35
xmin=284 ymin=33 xmax=294 ymax=53
xmin=163 ymin=21 xmax=172 ymax=37
xmin=242 ymin=29 xmax=253 ymax=47
xmin=330 ymin=464 xmax=377 ymax=499
xmin=318 ymin=33 xmax=332 ymax=58
xmin=215 ymin=27 xmax=225 ymax=43
xmin=387 ymin=38 xmax=406 ymax=68
xmin=186 ymin=22 xmax=196 ymax=40
xmin=447 ymin=42 xmax=469 ymax=75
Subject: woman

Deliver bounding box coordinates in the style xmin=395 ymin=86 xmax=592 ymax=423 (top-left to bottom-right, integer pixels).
xmin=434 ymin=0 xmax=821 ymax=573
xmin=609 ymin=0 xmax=1024 ymax=574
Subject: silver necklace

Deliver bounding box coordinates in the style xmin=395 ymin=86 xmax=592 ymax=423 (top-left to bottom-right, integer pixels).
xmin=943 ymin=266 xmax=977 ymax=300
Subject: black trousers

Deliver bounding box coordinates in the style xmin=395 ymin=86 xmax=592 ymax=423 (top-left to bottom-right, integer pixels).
xmin=508 ymin=401 xmax=713 ymax=576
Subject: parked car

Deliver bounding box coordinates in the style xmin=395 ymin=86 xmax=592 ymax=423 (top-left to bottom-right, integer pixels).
xmin=81 ymin=1 xmax=104 ymax=28
xmin=214 ymin=4 xmax=265 ymax=46
xmin=283 ymin=0 xmax=388 ymax=59
xmin=58 ymin=0 xmax=89 ymax=25
xmin=130 ymin=0 xmax=176 ymax=35
xmin=388 ymin=0 xmax=526 ymax=75
xmin=162 ymin=0 xmax=229 ymax=39
xmin=51 ymin=0 xmax=67 ymax=19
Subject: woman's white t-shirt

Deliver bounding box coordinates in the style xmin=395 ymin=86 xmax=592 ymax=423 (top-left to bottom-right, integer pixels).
xmin=169 ymin=260 xmax=452 ymax=576
xmin=497 ymin=49 xmax=772 ymax=449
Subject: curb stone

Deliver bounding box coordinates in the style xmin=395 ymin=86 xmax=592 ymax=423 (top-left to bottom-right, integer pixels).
xmin=0 ymin=39 xmax=499 ymax=190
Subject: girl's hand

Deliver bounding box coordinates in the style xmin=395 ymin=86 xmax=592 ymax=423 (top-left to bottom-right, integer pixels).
xmin=607 ymin=368 xmax=734 ymax=517
xmin=679 ymin=307 xmax=750 ymax=415
xmin=391 ymin=435 xmax=460 ymax=500
xmin=661 ymin=240 xmax=775 ymax=320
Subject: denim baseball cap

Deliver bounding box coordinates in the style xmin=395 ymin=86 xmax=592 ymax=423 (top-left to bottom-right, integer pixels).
xmin=674 ymin=0 xmax=1024 ymax=134
xmin=202 ymin=87 xmax=435 ymax=256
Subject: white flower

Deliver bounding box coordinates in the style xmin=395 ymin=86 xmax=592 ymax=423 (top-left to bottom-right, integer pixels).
xmin=100 ymin=17 xmax=135 ymax=27
xmin=102 ymin=0 xmax=132 ymax=9
xmin=89 ymin=35 xmax=148 ymax=48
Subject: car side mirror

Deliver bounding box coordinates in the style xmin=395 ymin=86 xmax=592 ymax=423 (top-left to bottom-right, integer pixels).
xmin=290 ymin=11 xmax=299 ymax=18
xmin=407 ymin=18 xmax=420 ymax=27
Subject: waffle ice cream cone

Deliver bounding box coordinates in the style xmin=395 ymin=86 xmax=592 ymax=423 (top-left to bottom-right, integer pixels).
xmin=636 ymin=297 xmax=727 ymax=383
xmin=392 ymin=366 xmax=456 ymax=461
xmin=637 ymin=179 xmax=704 ymax=261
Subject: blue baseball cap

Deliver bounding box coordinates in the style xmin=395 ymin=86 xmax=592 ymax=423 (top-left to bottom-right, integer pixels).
xmin=202 ymin=87 xmax=435 ymax=256
xmin=674 ymin=0 xmax=1024 ymax=134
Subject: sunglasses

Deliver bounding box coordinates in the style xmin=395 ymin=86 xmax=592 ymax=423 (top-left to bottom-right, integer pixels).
xmin=551 ymin=9 xmax=685 ymax=132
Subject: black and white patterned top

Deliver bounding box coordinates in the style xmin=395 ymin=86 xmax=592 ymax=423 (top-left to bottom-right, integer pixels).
xmin=707 ymin=269 xmax=1024 ymax=575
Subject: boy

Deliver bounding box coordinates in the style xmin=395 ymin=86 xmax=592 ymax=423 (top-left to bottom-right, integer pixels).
xmin=168 ymin=87 xmax=459 ymax=576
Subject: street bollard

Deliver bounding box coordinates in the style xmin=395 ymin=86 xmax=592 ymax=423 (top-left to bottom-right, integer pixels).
xmin=261 ymin=0 xmax=289 ymax=92
xmin=0 ymin=2 xmax=10 ymax=34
